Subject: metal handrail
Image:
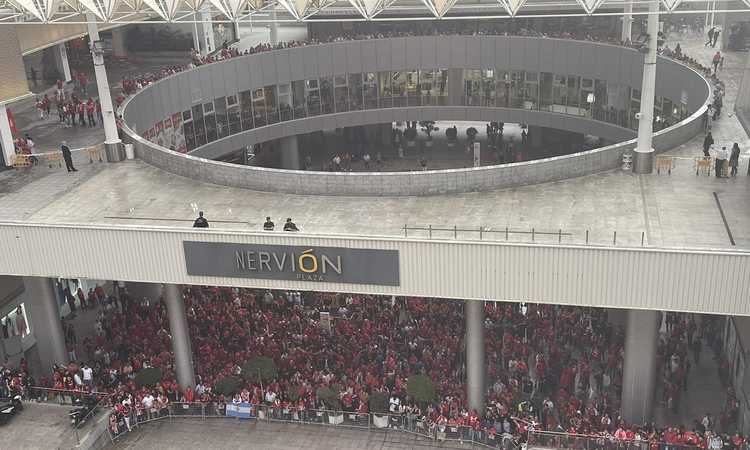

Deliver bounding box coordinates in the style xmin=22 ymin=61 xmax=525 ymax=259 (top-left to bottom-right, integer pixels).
xmin=403 ymin=224 xmax=644 ymax=246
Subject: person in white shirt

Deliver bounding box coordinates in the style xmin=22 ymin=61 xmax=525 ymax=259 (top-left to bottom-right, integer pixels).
xmin=142 ymin=393 xmax=155 ymax=418
xmin=82 ymin=365 xmax=93 ymax=388
xmin=716 ymin=146 xmax=729 ymax=177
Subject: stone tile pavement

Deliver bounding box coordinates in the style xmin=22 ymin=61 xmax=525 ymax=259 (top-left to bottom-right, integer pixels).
xmin=2 ymin=402 xmax=77 ymax=450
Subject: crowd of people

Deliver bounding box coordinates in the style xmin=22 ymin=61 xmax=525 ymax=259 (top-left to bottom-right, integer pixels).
xmin=1 ymin=283 xmax=746 ymax=449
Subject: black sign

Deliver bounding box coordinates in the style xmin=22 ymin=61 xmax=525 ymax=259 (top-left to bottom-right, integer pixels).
xmin=183 ymin=241 xmax=400 ymax=286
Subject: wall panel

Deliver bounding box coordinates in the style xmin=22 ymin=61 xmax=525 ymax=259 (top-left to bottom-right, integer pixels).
xmin=0 ymin=223 xmax=747 ymax=316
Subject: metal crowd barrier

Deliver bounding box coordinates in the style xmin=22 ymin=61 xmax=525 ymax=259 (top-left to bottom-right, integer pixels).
xmin=527 ymin=430 xmax=701 ymax=450
xmin=106 ymin=402 xmax=513 ymax=449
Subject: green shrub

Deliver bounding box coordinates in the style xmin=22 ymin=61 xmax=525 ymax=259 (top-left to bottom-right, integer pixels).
xmin=214 ymin=376 xmax=242 ymax=397
xmin=241 ymin=357 xmax=278 ymax=382
xmin=406 ymin=374 xmax=436 ymax=405
xmin=369 ymin=392 xmax=389 ymax=414
xmin=134 ymin=367 xmax=162 ymax=388
xmin=316 ymin=387 xmax=341 ymax=411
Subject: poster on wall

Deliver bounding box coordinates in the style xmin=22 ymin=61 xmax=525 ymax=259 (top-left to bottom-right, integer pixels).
xmin=154 ymin=120 xmax=165 ymax=147
xmin=172 ymin=112 xmax=186 ymax=153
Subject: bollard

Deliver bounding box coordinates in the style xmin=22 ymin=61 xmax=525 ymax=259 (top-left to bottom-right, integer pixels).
xmin=641 ymin=231 xmax=645 ymax=246
xmin=613 ymin=231 xmax=617 ymax=245
xmin=428 ymin=225 xmax=432 ymax=239
xmin=532 ymin=228 xmax=535 ymax=241
xmin=479 ymin=226 xmax=483 ymax=240
xmin=558 ymin=229 xmax=562 ymax=243
xmin=454 ymin=225 xmax=457 ymax=239
xmin=505 ymin=226 xmax=509 ymax=241
xmin=586 ymin=230 xmax=589 ymax=244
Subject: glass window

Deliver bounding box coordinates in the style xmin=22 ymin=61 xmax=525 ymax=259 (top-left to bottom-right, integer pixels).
xmin=182 ymin=110 xmax=192 ymax=121
xmin=539 ymin=72 xmax=553 ymax=111
xmin=378 ymin=71 xmax=392 ymax=108
xmin=278 ymin=83 xmax=292 ymax=121
xmin=305 ymin=78 xmax=320 ymax=116
xmin=252 ymin=88 xmax=266 ymax=127
xmin=348 ymin=73 xmax=363 ymax=111
xmin=264 ymin=85 xmax=278 ymax=124
xmin=363 ymin=72 xmax=378 ymax=109
xmin=523 ymin=71 xmax=539 ymax=110
xmin=392 ymin=71 xmax=406 ymax=107
xmin=292 ymin=80 xmax=306 ymax=119
xmin=214 ymin=96 xmax=229 ymax=139
xmin=552 ymin=75 xmax=567 ymax=113
xmin=183 ymin=120 xmax=196 ymax=151
xmin=240 ymin=90 xmax=253 ymax=130
xmin=406 ymin=70 xmax=419 ymax=106
xmin=204 ymin=110 xmax=217 ymax=143
xmin=334 ymin=75 xmax=348 ymax=113
xmin=496 ymin=71 xmax=510 ymax=108
xmin=509 ymin=71 xmax=524 ymax=108
xmin=320 ymin=76 xmax=333 ymax=114
xmin=227 ymin=95 xmax=238 ymax=107
xmin=464 ymin=70 xmax=482 ymax=106
xmin=1 ymin=303 xmax=31 ymax=338
xmin=192 ymin=104 xmax=206 ymax=146
xmin=567 ymin=76 xmax=580 ymax=109
xmin=203 ymin=102 xmax=214 ymax=114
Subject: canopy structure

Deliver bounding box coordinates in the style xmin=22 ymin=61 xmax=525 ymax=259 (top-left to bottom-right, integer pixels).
xmin=0 ymin=0 xmax=746 ymax=23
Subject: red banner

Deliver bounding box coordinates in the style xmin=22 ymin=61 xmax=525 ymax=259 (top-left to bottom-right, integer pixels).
xmin=7 ymin=109 xmax=18 ymax=136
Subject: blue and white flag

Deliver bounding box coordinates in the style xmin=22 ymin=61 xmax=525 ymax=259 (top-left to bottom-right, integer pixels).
xmin=225 ymin=402 xmax=254 ymax=419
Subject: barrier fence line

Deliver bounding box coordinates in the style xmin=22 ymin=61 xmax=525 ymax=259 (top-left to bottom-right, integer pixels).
xmin=527 ymin=430 xmax=704 ymax=450
xmin=106 ymin=402 xmax=521 ymax=450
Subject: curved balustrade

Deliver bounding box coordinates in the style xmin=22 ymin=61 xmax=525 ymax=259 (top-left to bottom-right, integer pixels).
xmin=121 ymin=36 xmax=710 ymax=196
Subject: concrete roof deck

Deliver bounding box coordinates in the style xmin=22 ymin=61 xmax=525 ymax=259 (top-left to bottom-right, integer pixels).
xmin=1 ymin=35 xmax=748 ymax=251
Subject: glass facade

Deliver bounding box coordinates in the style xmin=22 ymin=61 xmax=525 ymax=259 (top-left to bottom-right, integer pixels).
xmin=152 ymin=69 xmax=690 ymax=152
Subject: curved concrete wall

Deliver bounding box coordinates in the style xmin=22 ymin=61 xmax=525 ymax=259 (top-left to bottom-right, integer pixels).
xmin=122 ymin=36 xmax=710 ymax=196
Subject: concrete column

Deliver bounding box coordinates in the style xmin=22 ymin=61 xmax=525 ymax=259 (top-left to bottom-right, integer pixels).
xmin=621 ymin=309 xmax=660 ymax=424
xmin=447 ymin=68 xmax=464 ymax=106
xmin=23 ymin=277 xmax=67 ymax=375
xmin=200 ymin=8 xmax=215 ymax=54
xmin=621 ymin=0 xmax=633 ymax=43
xmin=466 ymin=300 xmax=485 ymax=415
xmin=633 ymin=0 xmax=659 ymax=174
xmin=110 ymin=28 xmax=128 ymax=59
xmin=279 ymin=135 xmax=300 ymax=169
xmin=56 ymin=43 xmax=72 ymax=82
xmin=270 ymin=9 xmax=278 ymax=46
xmin=86 ymin=13 xmax=122 ymax=158
xmin=163 ymin=284 xmax=196 ymax=390
xmin=0 ymin=104 xmax=15 ymax=167
xmin=192 ymin=14 xmax=202 ymax=55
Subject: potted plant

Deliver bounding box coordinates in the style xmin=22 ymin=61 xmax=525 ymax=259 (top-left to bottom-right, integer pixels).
xmin=404 ymin=127 xmax=417 ymax=151
xmin=134 ymin=367 xmax=163 ymax=388
xmin=369 ymin=392 xmax=390 ymax=428
xmin=420 ymin=121 xmax=436 ymax=151
xmin=445 ymin=125 xmax=458 ymax=148
xmin=316 ymin=387 xmax=343 ymax=424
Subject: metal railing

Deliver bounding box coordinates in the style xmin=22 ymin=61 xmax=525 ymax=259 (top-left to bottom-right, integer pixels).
xmin=107 ymin=402 xmax=521 ymax=450
xmin=527 ymin=430 xmax=702 ymax=450
xmin=403 ymin=225 xmax=647 ymax=247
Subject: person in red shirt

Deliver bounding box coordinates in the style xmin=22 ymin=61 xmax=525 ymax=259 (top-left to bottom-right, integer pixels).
xmin=77 ymin=102 xmax=85 ymax=126
xmin=86 ymin=99 xmax=96 ymax=127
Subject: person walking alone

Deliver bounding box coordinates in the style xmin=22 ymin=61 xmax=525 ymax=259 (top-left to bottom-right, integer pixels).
xmin=729 ymin=143 xmax=740 ymax=176
xmin=61 ymin=141 xmax=77 ymax=172
xmin=703 ymin=132 xmax=714 ymax=157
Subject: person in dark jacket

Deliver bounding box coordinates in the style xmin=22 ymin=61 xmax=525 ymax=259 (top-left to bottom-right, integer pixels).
xmin=61 ymin=141 xmax=77 ymax=172
xmin=283 ymin=218 xmax=299 ymax=232
xmin=703 ymin=133 xmax=714 ymax=157
xmin=729 ymin=143 xmax=740 ymax=176
xmin=193 ymin=211 xmax=209 ymax=228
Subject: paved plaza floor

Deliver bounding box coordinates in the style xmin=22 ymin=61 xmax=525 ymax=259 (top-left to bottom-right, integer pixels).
xmin=111 ymin=418 xmax=496 ymax=450
xmin=2 ymin=402 xmax=76 ymax=450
